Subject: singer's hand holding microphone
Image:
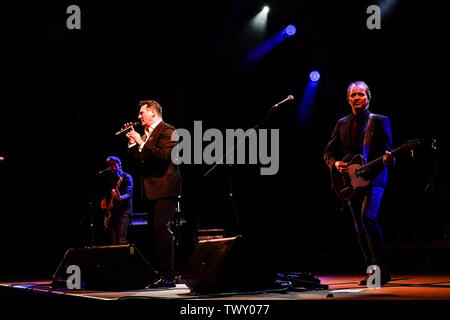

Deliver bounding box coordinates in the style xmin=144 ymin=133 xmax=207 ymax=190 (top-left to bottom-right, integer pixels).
xmin=122 ymin=122 xmax=144 ymax=146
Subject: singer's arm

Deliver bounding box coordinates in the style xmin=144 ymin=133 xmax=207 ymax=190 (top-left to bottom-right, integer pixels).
xmin=126 ymin=130 xmax=145 ymax=147
xmin=127 ymin=129 xmax=141 ymax=166
xmin=125 ymin=129 xmax=139 ymax=159
xmin=140 ymin=125 xmax=177 ymax=163
xmin=127 ymin=125 xmax=178 ymax=167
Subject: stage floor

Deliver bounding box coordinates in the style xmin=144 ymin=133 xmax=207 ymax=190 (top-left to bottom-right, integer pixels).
xmin=2 ymin=273 xmax=450 ymax=301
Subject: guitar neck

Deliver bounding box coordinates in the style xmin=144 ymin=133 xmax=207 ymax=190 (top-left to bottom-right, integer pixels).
xmin=361 ymin=146 xmax=403 ymax=171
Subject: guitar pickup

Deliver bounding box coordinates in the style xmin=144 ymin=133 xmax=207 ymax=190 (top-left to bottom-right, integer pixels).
xmin=356 ymin=169 xmax=367 ymax=177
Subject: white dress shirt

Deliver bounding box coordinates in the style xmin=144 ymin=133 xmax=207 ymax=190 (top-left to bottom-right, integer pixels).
xmin=128 ymin=119 xmax=163 ymax=152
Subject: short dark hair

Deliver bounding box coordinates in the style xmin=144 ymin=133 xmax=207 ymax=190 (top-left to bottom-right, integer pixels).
xmin=106 ymin=156 xmax=122 ymax=169
xmin=139 ymin=100 xmax=162 ymax=116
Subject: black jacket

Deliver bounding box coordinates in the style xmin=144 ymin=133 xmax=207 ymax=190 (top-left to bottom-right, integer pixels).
xmin=323 ymin=111 xmax=393 ymax=188
xmin=128 ymin=121 xmax=181 ymax=200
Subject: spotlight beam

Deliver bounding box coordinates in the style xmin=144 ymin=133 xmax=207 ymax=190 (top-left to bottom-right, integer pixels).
xmin=248 ymin=25 xmax=297 ymax=62
xmin=299 ymin=71 xmax=320 ymax=127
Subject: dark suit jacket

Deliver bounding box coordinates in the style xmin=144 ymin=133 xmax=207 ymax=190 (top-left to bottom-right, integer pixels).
xmin=129 ymin=121 xmax=181 ymax=201
xmin=323 ymin=111 xmax=393 ymax=188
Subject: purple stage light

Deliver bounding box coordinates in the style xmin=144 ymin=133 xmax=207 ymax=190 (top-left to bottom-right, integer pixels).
xmin=285 ymin=25 xmax=296 ymax=36
xmin=310 ymin=71 xmax=320 ymax=82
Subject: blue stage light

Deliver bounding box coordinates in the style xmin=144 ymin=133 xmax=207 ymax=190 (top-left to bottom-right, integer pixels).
xmin=310 ymin=71 xmax=320 ymax=82
xmin=299 ymin=72 xmax=320 ymax=127
xmin=285 ymin=25 xmax=296 ymax=36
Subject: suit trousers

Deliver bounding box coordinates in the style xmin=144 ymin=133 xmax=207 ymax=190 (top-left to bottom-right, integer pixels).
xmin=348 ymin=186 xmax=389 ymax=273
xmin=145 ymin=197 xmax=177 ymax=280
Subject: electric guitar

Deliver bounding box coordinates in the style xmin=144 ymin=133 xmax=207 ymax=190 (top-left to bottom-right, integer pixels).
xmin=331 ymin=139 xmax=423 ymax=200
xmin=101 ymin=175 xmax=123 ymax=230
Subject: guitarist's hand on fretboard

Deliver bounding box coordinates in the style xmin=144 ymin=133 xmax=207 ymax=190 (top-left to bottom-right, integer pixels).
xmin=382 ymin=151 xmax=394 ymax=166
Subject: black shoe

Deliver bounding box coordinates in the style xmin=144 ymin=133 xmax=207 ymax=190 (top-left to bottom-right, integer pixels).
xmin=359 ymin=273 xmax=391 ymax=286
xmin=146 ymin=278 xmax=176 ymax=289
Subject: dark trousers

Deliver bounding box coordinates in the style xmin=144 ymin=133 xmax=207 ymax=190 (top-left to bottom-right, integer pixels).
xmin=109 ymin=213 xmax=130 ymax=245
xmin=146 ymin=197 xmax=177 ymax=281
xmin=348 ymin=186 xmax=389 ymax=273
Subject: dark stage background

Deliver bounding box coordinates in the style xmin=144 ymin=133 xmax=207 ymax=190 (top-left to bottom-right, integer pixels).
xmin=1 ymin=1 xmax=449 ymax=279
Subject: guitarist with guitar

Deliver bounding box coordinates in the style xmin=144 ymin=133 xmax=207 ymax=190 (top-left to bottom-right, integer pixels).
xmin=323 ymin=81 xmax=394 ymax=286
xmin=99 ymin=156 xmax=133 ymax=245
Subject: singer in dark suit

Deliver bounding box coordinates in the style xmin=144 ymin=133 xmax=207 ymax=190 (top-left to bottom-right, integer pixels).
xmin=323 ymin=81 xmax=394 ymax=286
xmin=125 ymin=100 xmax=181 ymax=288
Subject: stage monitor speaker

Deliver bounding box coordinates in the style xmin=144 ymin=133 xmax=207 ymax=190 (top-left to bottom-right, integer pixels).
xmin=182 ymin=235 xmax=276 ymax=294
xmin=52 ymin=244 xmax=158 ymax=291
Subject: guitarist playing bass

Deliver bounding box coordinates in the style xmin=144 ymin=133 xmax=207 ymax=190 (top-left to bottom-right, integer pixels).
xmin=99 ymin=156 xmax=133 ymax=245
xmin=323 ymin=81 xmax=394 ymax=286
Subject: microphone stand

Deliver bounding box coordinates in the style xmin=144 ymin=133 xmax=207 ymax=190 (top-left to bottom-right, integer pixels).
xmin=73 ymin=170 xmax=104 ymax=248
xmin=203 ymin=97 xmax=291 ymax=236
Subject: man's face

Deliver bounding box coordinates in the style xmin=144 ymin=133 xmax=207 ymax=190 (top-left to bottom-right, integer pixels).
xmin=138 ymin=105 xmax=156 ymax=128
xmin=109 ymin=161 xmax=120 ymax=173
xmin=348 ymin=86 xmax=370 ymax=115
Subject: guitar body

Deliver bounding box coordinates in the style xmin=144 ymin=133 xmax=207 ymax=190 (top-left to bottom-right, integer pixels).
xmin=104 ymin=201 xmax=113 ymax=230
xmin=331 ymin=154 xmax=370 ymax=200
xmin=100 ymin=196 xmax=114 ymax=230
xmin=101 ymin=176 xmax=123 ymax=230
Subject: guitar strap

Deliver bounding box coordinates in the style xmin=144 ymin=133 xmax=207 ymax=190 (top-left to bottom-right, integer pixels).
xmin=362 ymin=113 xmax=377 ymax=163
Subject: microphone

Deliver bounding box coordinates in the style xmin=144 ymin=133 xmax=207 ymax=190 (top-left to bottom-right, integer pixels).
xmin=272 ymin=95 xmax=294 ymax=109
xmin=98 ymin=167 xmax=111 ymax=174
xmin=115 ymin=121 xmax=140 ymax=135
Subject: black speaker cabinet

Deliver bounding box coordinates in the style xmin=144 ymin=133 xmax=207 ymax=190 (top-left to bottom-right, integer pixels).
xmin=52 ymin=244 xmax=158 ymax=291
xmin=182 ymin=235 xmax=276 ymax=294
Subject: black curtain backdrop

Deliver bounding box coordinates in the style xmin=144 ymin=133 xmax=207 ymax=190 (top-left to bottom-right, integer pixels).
xmin=1 ymin=0 xmax=449 ymax=279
